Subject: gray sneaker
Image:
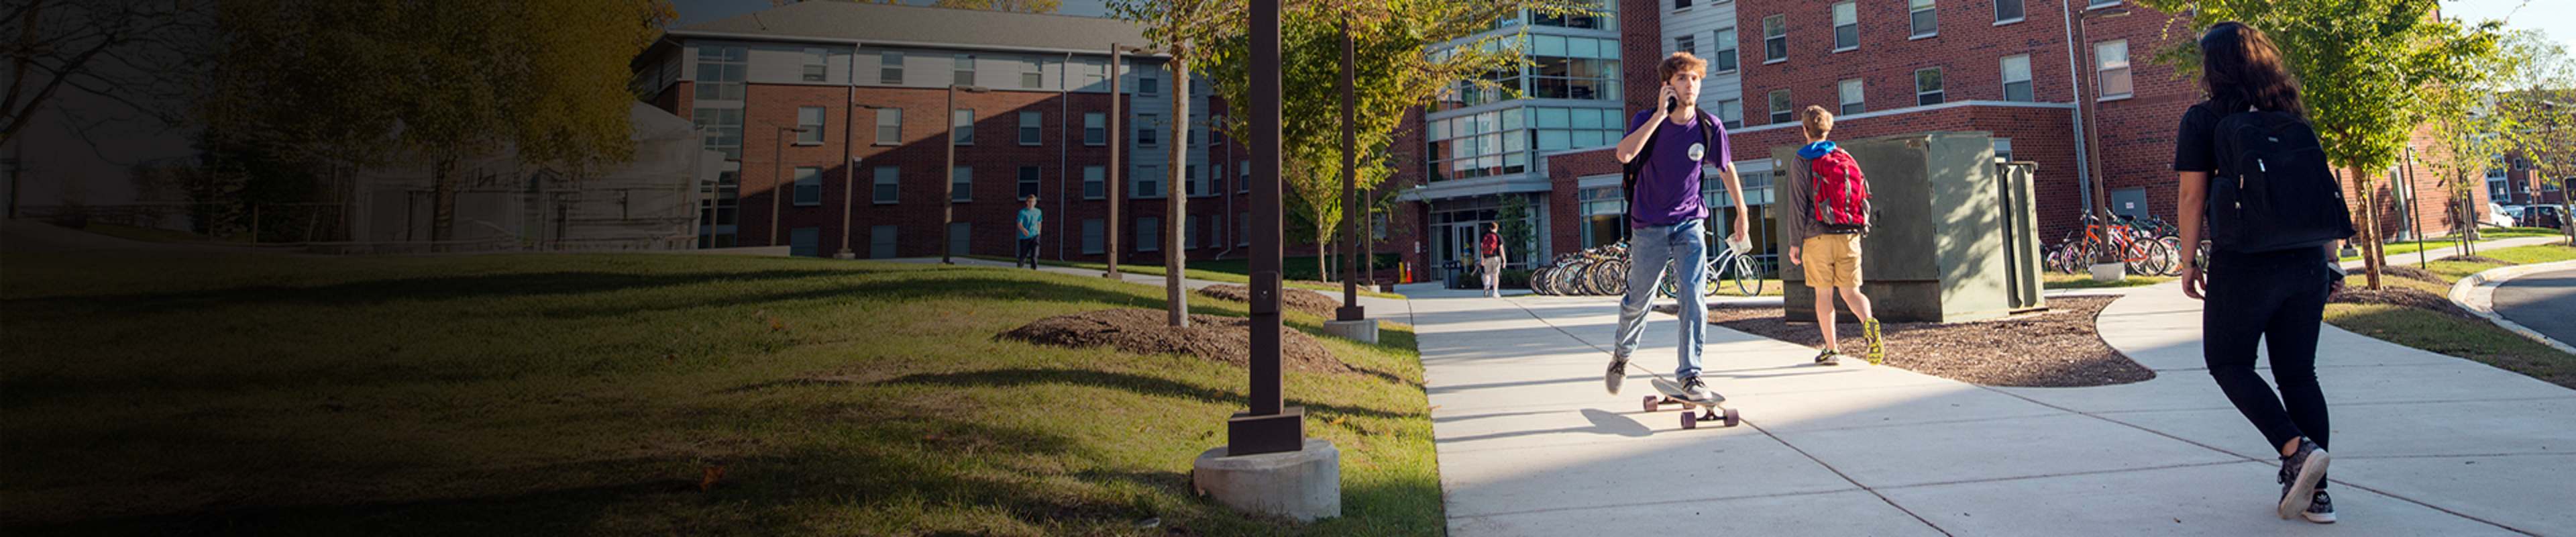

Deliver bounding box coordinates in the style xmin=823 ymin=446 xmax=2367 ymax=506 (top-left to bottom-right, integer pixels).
xmin=1605 ymin=354 xmax=1630 ymax=395
xmin=2276 ymin=439 xmax=2330 ymax=519
xmin=1813 ymin=348 xmax=1841 ymax=366
xmin=1679 ymin=375 xmax=1716 ymax=402
xmin=2302 ymin=490 xmax=2336 ymax=524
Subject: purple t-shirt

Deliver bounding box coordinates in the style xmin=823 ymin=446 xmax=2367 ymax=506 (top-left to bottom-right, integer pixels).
xmin=1626 ymin=110 xmax=1731 ymax=228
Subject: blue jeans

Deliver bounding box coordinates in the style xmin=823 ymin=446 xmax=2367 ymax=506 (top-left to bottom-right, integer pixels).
xmin=1615 ymin=218 xmax=1708 ymax=379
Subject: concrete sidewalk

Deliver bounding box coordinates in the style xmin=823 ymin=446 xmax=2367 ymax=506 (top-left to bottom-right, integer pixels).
xmin=1418 ymin=262 xmax=2569 ymax=534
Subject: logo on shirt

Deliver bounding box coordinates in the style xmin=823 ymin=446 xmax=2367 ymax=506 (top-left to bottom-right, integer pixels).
xmin=1686 ymin=142 xmax=1705 ymax=162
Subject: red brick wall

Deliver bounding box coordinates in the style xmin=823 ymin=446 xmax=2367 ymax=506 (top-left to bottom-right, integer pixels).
xmin=1544 ymin=149 xmax=1624 ymax=258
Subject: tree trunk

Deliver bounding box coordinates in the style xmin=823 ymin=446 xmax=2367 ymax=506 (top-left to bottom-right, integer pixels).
xmin=432 ymin=156 xmax=458 ymax=252
xmin=1165 ymin=51 xmax=1189 ymax=328
xmin=2352 ymin=166 xmax=2383 ymax=290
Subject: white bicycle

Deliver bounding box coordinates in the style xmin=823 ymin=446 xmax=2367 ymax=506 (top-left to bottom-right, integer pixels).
xmin=1658 ymin=238 xmax=1766 ymax=298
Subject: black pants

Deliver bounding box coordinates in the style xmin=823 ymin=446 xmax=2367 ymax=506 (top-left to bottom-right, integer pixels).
xmin=2203 ymin=247 xmax=2333 ymax=459
xmin=1016 ymin=238 xmax=1040 ymax=269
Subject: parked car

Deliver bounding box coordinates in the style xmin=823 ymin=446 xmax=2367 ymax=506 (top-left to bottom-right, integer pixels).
xmin=2520 ymin=205 xmax=2567 ymax=230
xmin=2490 ymin=203 xmax=2518 ymax=226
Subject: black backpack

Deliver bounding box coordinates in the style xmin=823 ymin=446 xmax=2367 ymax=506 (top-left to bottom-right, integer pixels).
xmin=1620 ymin=109 xmax=1722 ymax=234
xmin=2203 ymin=109 xmax=2356 ymax=253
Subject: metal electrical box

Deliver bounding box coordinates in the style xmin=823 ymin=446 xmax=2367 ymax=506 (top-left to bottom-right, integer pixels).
xmin=1774 ymin=132 xmax=2045 ymax=324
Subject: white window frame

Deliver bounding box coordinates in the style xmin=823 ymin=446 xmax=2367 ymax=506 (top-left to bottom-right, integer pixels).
xmin=1018 ymin=166 xmax=1041 ymax=199
xmin=1713 ymin=27 xmax=1739 ymax=73
xmin=1139 ymin=75 xmax=1159 ymax=96
xmin=953 ymin=54 xmax=975 ymax=87
xmin=874 ymin=108 xmax=902 ymax=146
xmin=1082 ymin=219 xmax=1104 ymax=254
xmin=2095 ymin=40 xmax=2135 ymax=101
xmin=2000 ymin=54 xmax=2034 ymax=102
xmin=873 ymin=166 xmax=900 ymax=204
xmin=1717 ymin=98 xmax=1743 ymax=129
xmin=879 ymin=50 xmax=903 ymax=85
xmin=796 ymin=107 xmax=825 ymax=145
xmin=1768 ymin=89 xmax=1792 ymax=124
xmin=1083 ymin=166 xmax=1106 ymax=199
xmin=1676 ymin=35 xmax=1697 ymax=56
xmin=1832 ymin=3 xmax=1859 ymax=52
xmin=1083 ymin=112 xmax=1106 ymax=146
xmin=1137 ymin=216 xmax=1160 ymax=252
xmin=1018 ymin=111 xmax=1042 ymax=146
xmin=1915 ymin=67 xmax=1945 ymax=105
xmin=1136 ymin=113 xmax=1159 ymax=147
xmin=1995 ymin=0 xmax=2026 ymax=25
xmin=1134 ymin=164 xmax=1162 ymax=199
xmin=952 ymin=109 xmax=973 ymax=145
xmin=793 ymin=166 xmax=822 ymax=206
xmin=1909 ymin=0 xmax=1939 ymax=39
xmin=951 ymin=166 xmax=972 ymax=202
xmin=1021 ymin=58 xmax=1043 ymax=89
xmin=1838 ymin=79 xmax=1865 ymax=115
xmin=802 ymin=48 xmax=829 ymax=82
xmin=1762 ymin=15 xmax=1788 ymax=64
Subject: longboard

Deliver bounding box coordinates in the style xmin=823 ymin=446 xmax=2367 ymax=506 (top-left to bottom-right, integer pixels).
xmin=1645 ymin=377 xmax=1741 ymax=429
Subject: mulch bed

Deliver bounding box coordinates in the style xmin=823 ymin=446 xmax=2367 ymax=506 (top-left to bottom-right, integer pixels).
xmin=998 ymin=308 xmax=1346 ymax=373
xmin=2380 ymin=265 xmax=2445 ymax=283
xmin=2328 ymin=286 xmax=2475 ymax=318
xmin=1695 ymin=297 xmax=2157 ymax=387
xmin=2443 ymin=255 xmax=2508 ymax=264
xmin=1196 ymin=284 xmax=1342 ymax=318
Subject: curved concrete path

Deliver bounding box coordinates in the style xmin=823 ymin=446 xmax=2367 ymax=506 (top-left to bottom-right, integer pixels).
xmin=1415 ymin=236 xmax=2572 ymax=536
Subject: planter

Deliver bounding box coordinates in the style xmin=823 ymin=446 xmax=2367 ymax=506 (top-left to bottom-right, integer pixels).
xmin=2090 ymin=262 xmax=2128 ymax=283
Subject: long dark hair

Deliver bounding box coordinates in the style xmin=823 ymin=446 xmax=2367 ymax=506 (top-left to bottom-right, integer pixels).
xmin=2198 ymin=21 xmax=2307 ymax=117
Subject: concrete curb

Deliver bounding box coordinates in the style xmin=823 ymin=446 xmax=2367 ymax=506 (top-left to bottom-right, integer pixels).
xmin=2448 ymin=258 xmax=2576 ymax=356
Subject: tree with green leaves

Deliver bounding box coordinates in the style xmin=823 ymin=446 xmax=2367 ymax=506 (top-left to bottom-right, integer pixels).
xmin=2488 ymin=32 xmax=2576 ymax=244
xmin=841 ymin=0 xmax=1061 ymax=13
xmin=2417 ymin=30 xmax=2546 ymax=258
xmin=1118 ymin=0 xmax=1595 ymax=283
xmin=2137 ymin=0 xmax=2506 ymax=290
xmin=1110 ymin=0 xmax=1229 ymax=328
xmin=1496 ymin=193 xmax=1533 ymax=266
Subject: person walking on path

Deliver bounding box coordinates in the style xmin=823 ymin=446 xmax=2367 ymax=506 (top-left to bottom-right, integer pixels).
xmin=1603 ymin=52 xmax=1750 ymax=402
xmin=2172 ymin=21 xmax=2353 ymax=524
xmin=1481 ymin=222 xmax=1506 ymax=298
xmin=1016 ymin=195 xmax=1043 ymax=270
xmin=1777 ymin=106 xmax=1884 ymax=366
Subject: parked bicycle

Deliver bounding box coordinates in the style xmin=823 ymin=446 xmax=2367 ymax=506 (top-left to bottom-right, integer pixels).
xmin=1658 ymin=238 xmax=1766 ymax=297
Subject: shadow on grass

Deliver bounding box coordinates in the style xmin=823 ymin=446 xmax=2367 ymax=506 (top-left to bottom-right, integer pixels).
xmin=866 ymin=368 xmax=1420 ymax=422
xmin=5 ymin=268 xmax=873 ymax=313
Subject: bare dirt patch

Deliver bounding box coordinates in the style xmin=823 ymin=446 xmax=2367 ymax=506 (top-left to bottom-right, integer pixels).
xmin=999 ymin=308 xmax=1346 ymax=373
xmin=2329 ymin=286 xmax=2474 ymax=318
xmin=1197 ymin=284 xmax=1342 ymax=318
xmin=2379 ymin=265 xmax=2445 ymax=284
xmin=2442 ymin=255 xmax=2507 ymax=264
xmin=1697 ymin=297 xmax=2155 ymax=387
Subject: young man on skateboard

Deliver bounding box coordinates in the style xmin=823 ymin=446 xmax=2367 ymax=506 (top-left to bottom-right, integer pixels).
xmin=1779 ymin=106 xmax=1884 ymax=365
xmin=1604 ymin=52 xmax=1750 ymax=402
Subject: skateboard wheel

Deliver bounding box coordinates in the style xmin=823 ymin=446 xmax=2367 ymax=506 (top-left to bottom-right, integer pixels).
xmin=1642 ymin=395 xmax=1660 ymax=412
xmin=1680 ymin=411 xmax=1699 ymax=430
xmin=1723 ymin=408 xmax=1741 ymax=428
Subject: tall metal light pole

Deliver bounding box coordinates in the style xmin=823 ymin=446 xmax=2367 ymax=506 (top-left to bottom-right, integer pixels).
xmin=1228 ymin=0 xmax=1303 ymax=456
xmin=944 ymin=84 xmax=991 ymax=264
xmin=772 ymin=126 xmax=811 ymax=246
xmin=1336 ymin=21 xmax=1364 ymax=322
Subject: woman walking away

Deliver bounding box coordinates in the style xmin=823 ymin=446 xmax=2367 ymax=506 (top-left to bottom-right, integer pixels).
xmin=2171 ymin=21 xmax=2356 ymax=524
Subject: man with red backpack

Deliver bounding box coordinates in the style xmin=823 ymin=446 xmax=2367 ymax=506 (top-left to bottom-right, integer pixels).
xmin=1780 ymin=106 xmax=1884 ymax=366
xmin=1480 ymin=222 xmax=1505 ymax=298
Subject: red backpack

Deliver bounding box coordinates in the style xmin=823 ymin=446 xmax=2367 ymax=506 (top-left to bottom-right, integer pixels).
xmin=1808 ymin=148 xmax=1870 ymax=231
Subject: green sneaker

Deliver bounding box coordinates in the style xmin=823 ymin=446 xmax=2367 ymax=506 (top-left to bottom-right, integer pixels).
xmin=1863 ymin=318 xmax=1885 ymax=365
xmin=1813 ymin=348 xmax=1841 ymax=366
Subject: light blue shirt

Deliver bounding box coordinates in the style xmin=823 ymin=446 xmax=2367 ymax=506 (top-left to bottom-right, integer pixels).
xmin=1017 ymin=207 xmax=1042 ymax=240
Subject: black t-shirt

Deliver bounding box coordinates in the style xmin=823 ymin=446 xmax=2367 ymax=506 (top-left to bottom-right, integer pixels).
xmin=2171 ymin=100 xmax=2227 ymax=175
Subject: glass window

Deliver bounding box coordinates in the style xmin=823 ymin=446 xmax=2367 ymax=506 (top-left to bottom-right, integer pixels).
xmin=1717 ymin=98 xmax=1743 ymax=128
xmin=1910 ymin=0 xmax=1938 ymax=38
xmin=1997 ymin=0 xmax=2025 ymax=23
xmin=1768 ymin=89 xmax=1792 ymax=124
xmin=879 ymin=50 xmax=903 ymax=85
xmin=797 ymin=107 xmax=824 ymax=144
xmin=1839 ymin=79 xmax=1864 ymax=115
xmin=1083 ymin=112 xmax=1106 ymax=146
xmin=949 ymin=222 xmax=970 ymax=256
xmin=875 ymin=108 xmax=901 ymax=145
xmin=872 ymin=225 xmax=898 ymax=258
xmin=873 ymin=166 xmax=900 ymax=203
xmin=1764 ymin=15 xmax=1788 ymax=62
xmin=1536 ymin=35 xmax=1567 ymax=56
xmin=1140 ymin=75 xmax=1159 ymax=96
xmin=953 ymin=109 xmax=973 ymax=144
xmin=1833 ymin=3 xmax=1859 ymax=51
xmin=2089 ymin=0 xmax=2119 ymax=7
xmin=953 ymin=54 xmax=975 ymax=87
xmin=1019 ymin=111 xmax=1042 ymax=146
xmin=1676 ymin=0 xmax=1691 ymax=10
xmin=794 ymin=167 xmax=822 ymax=205
xmin=1915 ymin=68 xmax=1945 ymax=105
xmin=1136 ymin=113 xmax=1159 ymax=146
xmin=2001 ymin=55 xmax=2034 ymax=101
xmin=1022 ymin=58 xmax=1043 ymax=89
xmin=802 ymin=48 xmax=829 ymax=82
xmin=1676 ymin=35 xmax=1697 ymax=56
xmin=1134 ymin=165 xmax=1161 ymax=198
xmin=1082 ymin=219 xmax=1104 ymax=254
xmin=951 ymin=166 xmax=972 ymax=201
xmin=1018 ymin=166 xmax=1040 ymax=198
xmin=695 ymin=46 xmax=747 ymax=101
xmin=1137 ymin=217 xmax=1159 ymax=252
xmin=1713 ymin=27 xmax=1739 ymax=72
xmin=2096 ymin=40 xmax=2133 ymax=99
xmin=1083 ymin=166 xmax=1105 ymax=199
xmin=790 ymin=227 xmax=819 ymax=256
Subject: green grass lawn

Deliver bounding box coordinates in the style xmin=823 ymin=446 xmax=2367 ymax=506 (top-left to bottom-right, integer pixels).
xmin=2042 ymin=272 xmax=2177 ymax=289
xmin=1 ymin=251 xmax=1438 ymax=535
xmin=2328 ymin=244 xmax=2576 ymax=389
xmin=967 ymin=255 xmax=1405 ymax=299
xmin=74 ymin=222 xmax=243 ymax=244
xmin=2340 ymin=229 xmax=2568 ymax=260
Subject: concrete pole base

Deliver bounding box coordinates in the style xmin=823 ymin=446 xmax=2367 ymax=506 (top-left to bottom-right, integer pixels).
xmin=1191 ymin=438 xmax=1341 ymax=522
xmin=1322 ymin=319 xmax=1379 ymax=344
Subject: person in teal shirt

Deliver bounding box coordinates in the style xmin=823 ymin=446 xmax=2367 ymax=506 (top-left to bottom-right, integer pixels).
xmin=1016 ymin=195 xmax=1042 ymax=270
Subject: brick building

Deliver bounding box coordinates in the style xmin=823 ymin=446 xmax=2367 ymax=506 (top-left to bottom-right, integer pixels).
xmin=633 ymin=1 xmax=1416 ymax=266
xmin=1487 ymin=0 xmax=2487 ymax=275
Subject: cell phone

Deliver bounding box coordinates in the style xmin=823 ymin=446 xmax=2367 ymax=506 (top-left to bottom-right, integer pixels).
xmin=1665 ymin=95 xmax=1678 ymax=113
